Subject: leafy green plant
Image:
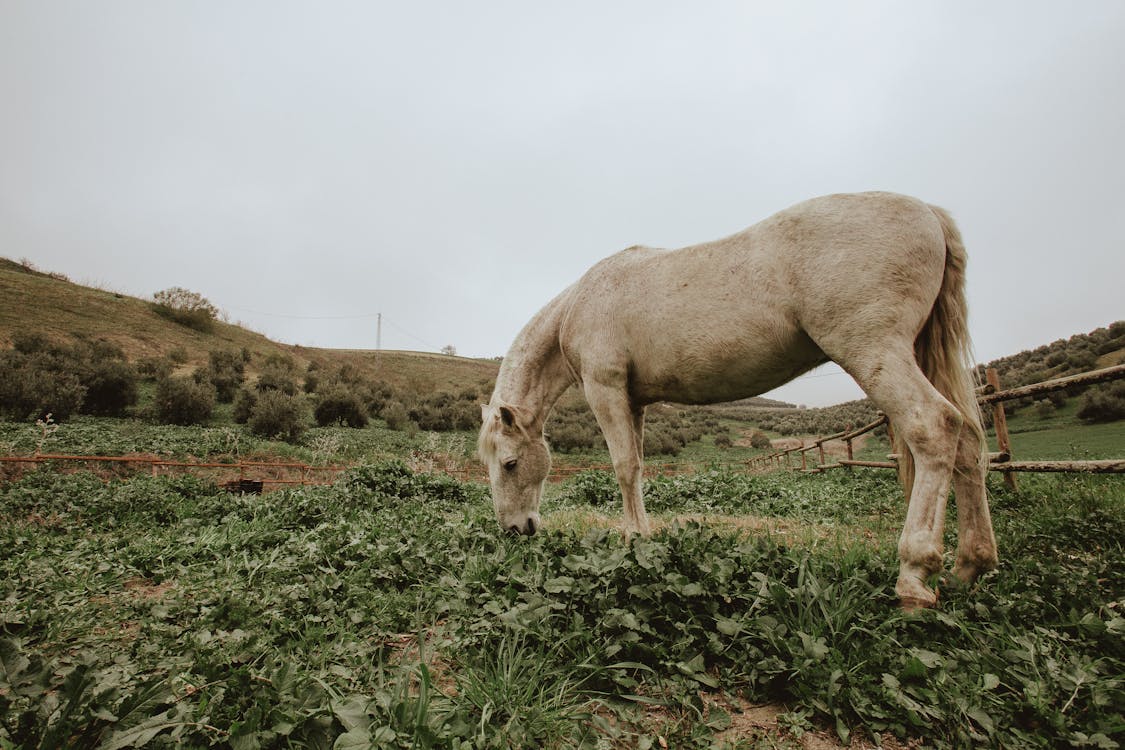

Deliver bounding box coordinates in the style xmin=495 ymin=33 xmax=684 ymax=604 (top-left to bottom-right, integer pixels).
xmin=151 ymin=287 xmax=218 ymax=332
xmin=153 ymin=375 xmax=215 ymax=426
xmin=247 ymin=390 xmax=308 ymax=442
xmin=2 ymin=460 xmax=1122 ymax=749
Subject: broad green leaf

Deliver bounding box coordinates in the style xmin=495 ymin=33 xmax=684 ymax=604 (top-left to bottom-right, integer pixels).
xmin=332 ymin=695 xmax=370 ymax=731
xmin=716 ymin=617 xmax=741 ymax=636
xmin=543 ymin=576 xmax=575 ymax=593
xmin=334 ymin=729 xmax=374 ymax=749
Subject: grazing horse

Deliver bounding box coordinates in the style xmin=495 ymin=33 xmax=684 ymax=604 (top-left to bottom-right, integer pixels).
xmin=478 ymin=192 xmax=998 ymax=608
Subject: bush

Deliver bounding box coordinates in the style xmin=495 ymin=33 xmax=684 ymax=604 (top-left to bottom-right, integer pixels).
xmin=313 ymin=386 xmax=369 ymax=428
xmin=408 ymin=391 xmax=479 ymax=431
xmin=749 ymin=430 xmax=773 ymax=449
xmin=255 ymin=355 xmax=298 ymax=395
xmin=152 ymin=287 xmax=218 ymax=332
xmin=0 ymin=355 xmax=86 ymax=421
xmin=232 ymin=388 xmax=257 ymax=424
xmin=135 ymin=356 xmax=174 ymax=380
xmin=154 ymin=376 xmax=215 ymax=426
xmin=205 ymin=350 xmax=246 ymax=402
xmin=713 ymin=433 xmax=733 ymax=448
xmin=248 ymin=390 xmax=308 ymax=442
xmin=1077 ymin=382 xmax=1125 ymax=423
xmin=0 ymin=338 xmax=137 ymax=420
xmin=365 ymin=381 xmax=397 ymax=415
xmin=380 ymin=400 xmax=416 ymax=432
xmin=80 ymin=358 xmax=138 ymax=416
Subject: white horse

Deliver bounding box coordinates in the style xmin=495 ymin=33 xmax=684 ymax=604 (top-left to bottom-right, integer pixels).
xmin=479 ymin=192 xmax=998 ymax=608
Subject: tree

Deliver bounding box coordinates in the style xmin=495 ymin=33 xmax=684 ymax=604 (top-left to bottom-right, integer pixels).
xmin=441 ymin=344 xmax=457 ymax=356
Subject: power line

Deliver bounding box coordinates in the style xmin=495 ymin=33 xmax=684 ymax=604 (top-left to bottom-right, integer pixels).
xmin=381 ymin=316 xmax=442 ymax=352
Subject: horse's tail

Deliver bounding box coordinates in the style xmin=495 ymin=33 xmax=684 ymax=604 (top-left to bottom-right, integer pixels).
xmin=894 ymin=205 xmax=985 ymax=496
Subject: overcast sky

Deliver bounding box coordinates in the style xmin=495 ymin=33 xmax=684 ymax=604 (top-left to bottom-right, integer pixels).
xmin=2 ymin=2 xmax=1123 ymax=406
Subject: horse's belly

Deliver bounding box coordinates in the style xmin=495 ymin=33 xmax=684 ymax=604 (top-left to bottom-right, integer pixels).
xmin=629 ymin=328 xmax=828 ymax=405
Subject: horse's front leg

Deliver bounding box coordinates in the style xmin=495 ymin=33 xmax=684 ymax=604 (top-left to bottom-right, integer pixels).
xmin=583 ymin=377 xmax=651 ymax=536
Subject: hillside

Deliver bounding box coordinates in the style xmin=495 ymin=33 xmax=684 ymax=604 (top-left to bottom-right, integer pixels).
xmin=0 ymin=257 xmax=499 ymax=396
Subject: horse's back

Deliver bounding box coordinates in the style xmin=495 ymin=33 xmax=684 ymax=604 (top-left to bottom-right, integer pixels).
xmin=561 ymin=192 xmax=950 ymax=404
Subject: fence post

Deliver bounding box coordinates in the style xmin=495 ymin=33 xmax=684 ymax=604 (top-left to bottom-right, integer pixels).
xmin=986 ymin=368 xmax=1018 ymax=491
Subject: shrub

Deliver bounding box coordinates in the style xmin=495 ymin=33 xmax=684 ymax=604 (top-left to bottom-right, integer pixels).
xmin=255 ymin=354 xmax=298 ymax=395
xmin=204 ymin=350 xmax=246 ymax=402
xmin=151 ymin=287 xmax=218 ymax=332
xmin=365 ymin=381 xmax=397 ymax=415
xmin=248 ymin=390 xmax=308 ymax=442
xmin=643 ymin=424 xmax=684 ymax=456
xmin=0 ymin=338 xmax=137 ymax=420
xmin=151 ymin=287 xmax=217 ymax=330
xmin=232 ymin=388 xmax=257 ymax=424
xmin=0 ymin=354 xmax=86 ymax=421
xmin=135 ymin=356 xmax=174 ymax=380
xmin=80 ymin=358 xmax=138 ymax=416
xmin=380 ymin=400 xmax=416 ymax=432
xmin=154 ymin=376 xmax=215 ymax=426
xmin=313 ymin=386 xmax=369 ymax=428
xmin=1077 ymin=382 xmax=1125 ymax=423
xmin=167 ymin=347 xmax=190 ymax=365
xmin=408 ymin=391 xmax=479 ymax=431
xmin=548 ymin=422 xmax=602 ymax=453
xmin=749 ymin=430 xmax=773 ymax=449
xmin=713 ymin=433 xmax=733 ymax=448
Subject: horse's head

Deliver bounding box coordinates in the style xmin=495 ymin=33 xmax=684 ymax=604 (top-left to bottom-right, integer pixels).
xmin=478 ymin=402 xmax=551 ymax=535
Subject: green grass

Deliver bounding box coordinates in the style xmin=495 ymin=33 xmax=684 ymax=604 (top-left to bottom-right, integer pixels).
xmin=2 ymin=461 xmax=1122 ymax=749
xmin=991 ymin=401 xmax=1125 ymax=460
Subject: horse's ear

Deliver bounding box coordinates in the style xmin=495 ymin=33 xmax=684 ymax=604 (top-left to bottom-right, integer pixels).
xmin=499 ymin=405 xmax=516 ymax=428
xmin=480 ymin=403 xmax=489 ymax=421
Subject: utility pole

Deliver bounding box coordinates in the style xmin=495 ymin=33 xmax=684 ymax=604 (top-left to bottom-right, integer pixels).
xmin=376 ymin=313 xmax=382 ymax=351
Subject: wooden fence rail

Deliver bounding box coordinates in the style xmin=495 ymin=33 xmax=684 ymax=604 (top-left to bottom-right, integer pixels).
xmin=748 ymin=364 xmax=1125 ymax=478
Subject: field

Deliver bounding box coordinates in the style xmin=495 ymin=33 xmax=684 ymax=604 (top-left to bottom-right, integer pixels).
xmin=2 ymin=453 xmax=1122 ymax=748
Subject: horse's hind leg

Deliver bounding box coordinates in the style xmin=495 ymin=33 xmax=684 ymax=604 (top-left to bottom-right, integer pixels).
xmin=847 ymin=350 xmax=963 ymax=607
xmin=950 ymin=425 xmax=998 ymax=584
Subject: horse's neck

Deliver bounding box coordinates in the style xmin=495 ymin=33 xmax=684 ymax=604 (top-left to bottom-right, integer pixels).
xmin=494 ymin=290 xmax=576 ymax=423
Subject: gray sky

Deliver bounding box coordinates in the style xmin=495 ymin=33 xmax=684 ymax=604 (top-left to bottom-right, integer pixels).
xmin=2 ymin=2 xmax=1123 ymax=406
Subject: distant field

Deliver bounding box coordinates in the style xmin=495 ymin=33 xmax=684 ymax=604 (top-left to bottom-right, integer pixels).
xmin=989 ymin=401 xmax=1125 ymax=460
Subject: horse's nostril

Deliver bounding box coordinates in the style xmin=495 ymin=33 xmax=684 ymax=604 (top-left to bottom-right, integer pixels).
xmin=525 ymin=517 xmax=538 ymax=535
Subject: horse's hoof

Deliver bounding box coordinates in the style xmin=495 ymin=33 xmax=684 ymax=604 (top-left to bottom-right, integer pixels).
xmin=899 ymin=594 xmax=938 ymax=612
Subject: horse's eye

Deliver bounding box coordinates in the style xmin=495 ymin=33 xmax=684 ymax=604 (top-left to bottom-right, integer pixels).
xmin=503 ymin=459 xmax=518 ymax=472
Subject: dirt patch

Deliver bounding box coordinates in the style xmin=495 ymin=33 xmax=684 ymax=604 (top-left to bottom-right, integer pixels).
xmin=122 ymin=577 xmax=176 ymax=599
xmin=712 ymin=695 xmax=921 ymax=749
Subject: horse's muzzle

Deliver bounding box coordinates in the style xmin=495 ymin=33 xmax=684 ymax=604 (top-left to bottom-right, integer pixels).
xmin=506 ymin=516 xmax=538 ymax=536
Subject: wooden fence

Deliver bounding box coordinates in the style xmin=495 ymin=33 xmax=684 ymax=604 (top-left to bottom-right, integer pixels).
xmin=746 ymin=363 xmax=1125 ymax=480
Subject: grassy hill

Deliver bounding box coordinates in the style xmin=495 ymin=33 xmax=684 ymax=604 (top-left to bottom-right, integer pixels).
xmin=0 ymin=257 xmax=499 ymax=396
